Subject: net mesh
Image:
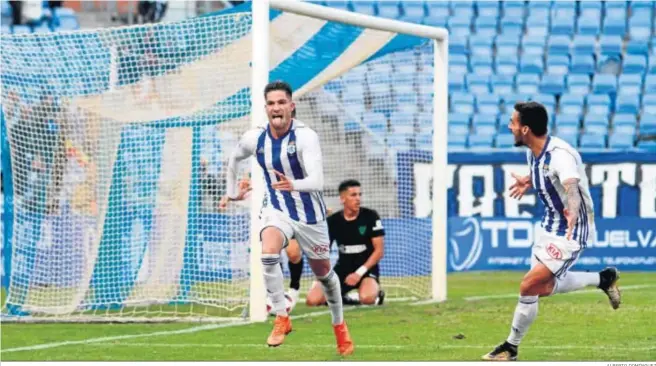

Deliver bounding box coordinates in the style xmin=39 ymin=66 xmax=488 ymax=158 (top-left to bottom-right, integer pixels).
xmin=2 ymin=13 xmax=254 ymax=321
xmin=286 ymin=43 xmax=435 ymax=301
xmin=1 ymin=8 xmax=436 ymax=322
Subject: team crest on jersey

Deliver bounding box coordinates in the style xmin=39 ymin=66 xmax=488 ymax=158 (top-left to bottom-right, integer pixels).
xmin=287 ymin=141 xmax=296 ymax=155
xmin=543 ymin=164 xmax=549 ymax=172
xmin=257 ymin=147 xmax=264 ymax=155
xmin=359 ymin=226 xmax=367 ymax=235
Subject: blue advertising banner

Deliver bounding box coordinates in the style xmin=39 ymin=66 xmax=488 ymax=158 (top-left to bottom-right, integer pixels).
xmin=3 ymin=150 xmax=656 ymax=295
xmin=398 ymin=150 xmax=656 ymax=272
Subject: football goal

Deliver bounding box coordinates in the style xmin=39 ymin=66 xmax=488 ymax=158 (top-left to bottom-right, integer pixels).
xmin=0 ymin=0 xmax=447 ymax=323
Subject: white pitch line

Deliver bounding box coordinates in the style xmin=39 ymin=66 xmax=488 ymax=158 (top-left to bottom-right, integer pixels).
xmin=411 ymin=284 xmax=656 ymax=305
xmin=88 ymin=342 xmax=656 ymax=352
xmin=0 ymin=308 xmax=347 ymax=354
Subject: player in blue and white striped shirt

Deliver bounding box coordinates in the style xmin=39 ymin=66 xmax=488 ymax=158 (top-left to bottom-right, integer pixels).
xmin=220 ymin=81 xmax=353 ymax=355
xmin=483 ymin=101 xmax=622 ymax=361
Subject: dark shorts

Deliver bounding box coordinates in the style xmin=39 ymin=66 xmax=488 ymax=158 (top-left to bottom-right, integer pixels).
xmin=333 ymin=264 xmax=380 ymax=295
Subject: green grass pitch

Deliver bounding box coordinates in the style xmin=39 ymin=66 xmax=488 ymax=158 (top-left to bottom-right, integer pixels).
xmin=2 ymin=271 xmax=655 ymax=361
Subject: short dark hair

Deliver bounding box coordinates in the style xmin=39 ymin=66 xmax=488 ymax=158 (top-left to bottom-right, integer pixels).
xmin=514 ymin=101 xmax=548 ymax=137
xmin=264 ymin=80 xmax=292 ymax=99
xmin=338 ymin=179 xmax=361 ymax=193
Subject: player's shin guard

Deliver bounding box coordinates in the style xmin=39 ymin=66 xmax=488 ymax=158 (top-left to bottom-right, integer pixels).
xmin=262 ymin=254 xmax=287 ymax=317
xmin=506 ymin=295 xmax=538 ymax=346
xmin=551 ymin=271 xmax=600 ymax=295
xmin=317 ymin=270 xmax=344 ymax=325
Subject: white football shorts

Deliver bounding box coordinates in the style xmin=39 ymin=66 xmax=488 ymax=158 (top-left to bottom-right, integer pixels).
xmin=259 ymin=207 xmax=330 ymax=260
xmin=531 ymin=231 xmax=587 ymax=279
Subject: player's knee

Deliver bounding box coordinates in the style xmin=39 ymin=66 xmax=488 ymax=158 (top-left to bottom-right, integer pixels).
xmin=305 ymin=297 xmax=320 ymax=307
xmin=305 ymin=293 xmax=325 ymax=307
xmin=287 ymin=247 xmax=302 ymax=264
xmin=308 ymin=259 xmax=332 ymax=278
xmin=360 ymin=293 xmax=377 ymax=305
xmin=519 ymin=277 xmax=542 ymax=296
xmin=261 ymin=227 xmax=284 ymax=254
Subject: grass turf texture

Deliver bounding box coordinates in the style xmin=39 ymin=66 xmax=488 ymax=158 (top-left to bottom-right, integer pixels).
xmin=2 ymin=271 xmax=655 ymax=361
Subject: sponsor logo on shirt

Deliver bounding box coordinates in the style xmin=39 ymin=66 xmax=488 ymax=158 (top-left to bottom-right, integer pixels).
xmin=338 ymin=244 xmax=367 ymax=254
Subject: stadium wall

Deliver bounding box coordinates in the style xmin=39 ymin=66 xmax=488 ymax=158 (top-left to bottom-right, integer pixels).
xmin=4 ymin=140 xmax=656 ymax=292
xmin=398 ymin=150 xmax=656 ymax=273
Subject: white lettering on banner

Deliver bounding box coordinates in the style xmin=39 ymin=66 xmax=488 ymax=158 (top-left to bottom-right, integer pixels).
xmin=507 ymin=220 xmax=535 ymax=248
xmin=481 ymin=221 xmax=505 ymax=249
xmin=412 ymin=162 xmax=656 ymax=219
xmin=448 ymin=217 xmax=655 ymax=271
xmin=458 ymin=165 xmax=495 ymax=217
xmin=481 ymin=221 xmax=542 ymax=249
xmin=603 ymin=257 xmax=656 ymax=266
xmin=501 ymin=164 xmax=534 ymax=218
xmin=590 ymin=164 xmax=636 ymax=218
xmin=640 ymin=165 xmax=656 ymax=218
xmin=413 ymin=163 xmax=456 ymax=218
xmin=487 ymin=257 xmax=529 ymax=265
xmin=592 ymin=230 xmax=656 ymax=248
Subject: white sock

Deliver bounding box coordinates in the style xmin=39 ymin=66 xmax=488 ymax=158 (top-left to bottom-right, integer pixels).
xmin=262 ymin=254 xmax=287 ymax=317
xmin=317 ymin=270 xmax=344 ymax=325
xmin=552 ymin=272 xmax=600 ymax=295
xmin=506 ymin=295 xmax=538 ymax=346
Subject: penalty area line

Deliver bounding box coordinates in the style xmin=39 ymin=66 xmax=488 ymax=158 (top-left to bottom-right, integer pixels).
xmin=412 ymin=284 xmax=656 ymax=305
xmin=1 ymin=307 xmax=363 ymax=354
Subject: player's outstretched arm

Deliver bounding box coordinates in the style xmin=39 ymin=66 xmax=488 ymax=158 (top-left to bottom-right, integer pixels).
xmin=220 ymin=129 xmax=259 ymax=209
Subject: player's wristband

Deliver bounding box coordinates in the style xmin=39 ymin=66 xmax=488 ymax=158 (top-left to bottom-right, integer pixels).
xmin=355 ymin=266 xmax=368 ymax=277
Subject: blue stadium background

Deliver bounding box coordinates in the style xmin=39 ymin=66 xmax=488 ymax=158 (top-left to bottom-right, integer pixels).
xmin=3 ymin=1 xmax=656 ymax=150
xmin=1 ymin=1 xmax=655 ymax=294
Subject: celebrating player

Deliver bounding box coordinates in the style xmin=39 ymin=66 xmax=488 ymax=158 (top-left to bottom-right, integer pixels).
xmin=220 ymin=81 xmax=353 ymax=355
xmin=482 ymin=102 xmax=621 ymax=361
xmin=306 ymin=179 xmax=385 ymax=307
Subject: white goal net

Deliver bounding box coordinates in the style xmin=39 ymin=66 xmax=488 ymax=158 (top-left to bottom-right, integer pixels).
xmin=1 ymin=2 xmax=445 ymax=322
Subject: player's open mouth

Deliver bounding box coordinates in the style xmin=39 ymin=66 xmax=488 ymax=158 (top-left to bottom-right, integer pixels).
xmin=272 ymin=115 xmax=283 ymax=123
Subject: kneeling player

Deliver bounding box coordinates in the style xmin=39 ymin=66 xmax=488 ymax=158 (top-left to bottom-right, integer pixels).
xmin=306 ymin=180 xmax=385 ymax=306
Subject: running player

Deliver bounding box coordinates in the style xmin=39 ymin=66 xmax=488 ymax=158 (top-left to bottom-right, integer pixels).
xmin=482 ymin=101 xmax=621 ymax=361
xmin=306 ymin=179 xmax=385 ymax=307
xmin=220 ymin=81 xmax=353 ymax=355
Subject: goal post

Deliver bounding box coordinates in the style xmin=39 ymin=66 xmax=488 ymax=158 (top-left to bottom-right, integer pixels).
xmin=251 ymin=0 xmax=449 ymax=318
xmin=1 ymin=0 xmax=448 ymax=323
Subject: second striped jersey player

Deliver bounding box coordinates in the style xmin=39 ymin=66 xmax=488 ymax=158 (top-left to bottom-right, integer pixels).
xmin=526 ymin=135 xmax=595 ymax=257
xmin=483 ymin=101 xmax=622 ymax=361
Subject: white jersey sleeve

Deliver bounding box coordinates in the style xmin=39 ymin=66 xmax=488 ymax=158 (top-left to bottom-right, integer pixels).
xmin=550 ymin=148 xmax=581 ymax=183
xmin=291 ymin=127 xmax=324 ymax=192
xmin=225 ymin=128 xmax=261 ymax=199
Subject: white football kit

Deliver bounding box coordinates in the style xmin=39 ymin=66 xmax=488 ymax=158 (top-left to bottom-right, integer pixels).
xmin=226 ymin=119 xmax=330 ymax=259
xmin=527 ymin=136 xmax=595 ymax=278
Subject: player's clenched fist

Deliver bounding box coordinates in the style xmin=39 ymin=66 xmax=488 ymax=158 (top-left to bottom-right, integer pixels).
xmin=271 ymin=170 xmax=294 ymax=191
